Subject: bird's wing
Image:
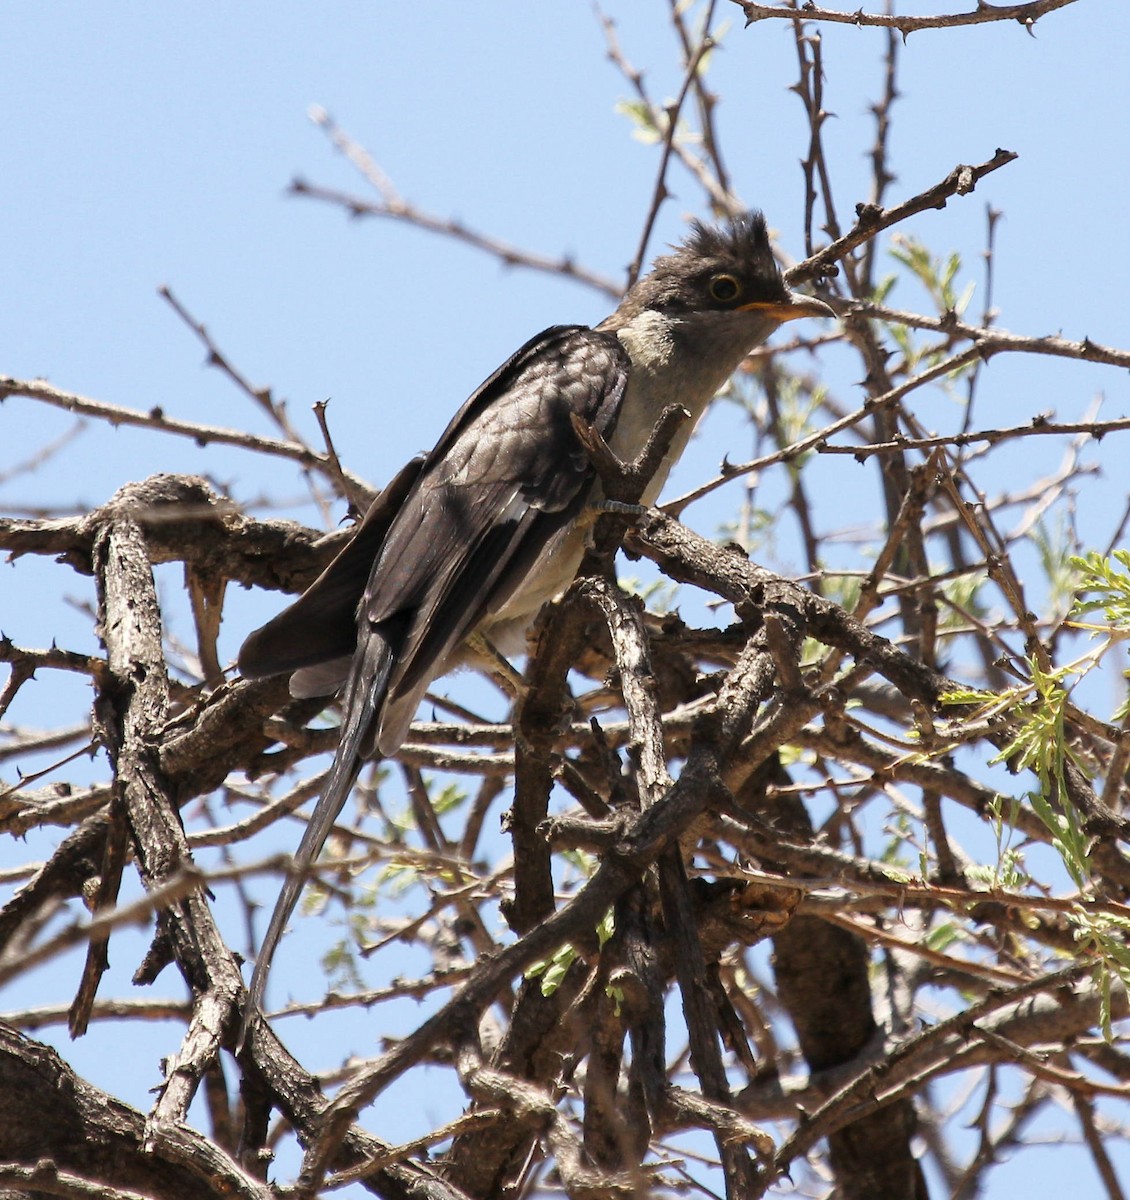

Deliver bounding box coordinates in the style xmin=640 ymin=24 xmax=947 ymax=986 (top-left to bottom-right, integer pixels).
xmin=364 ymin=325 xmax=630 ymax=753
xmin=424 ymin=324 xmax=616 ymax=470
xmin=239 ymin=325 xmax=629 ymax=1044
xmin=236 ymin=324 xmax=616 ymax=684
xmin=237 ymin=453 xmax=426 ymax=680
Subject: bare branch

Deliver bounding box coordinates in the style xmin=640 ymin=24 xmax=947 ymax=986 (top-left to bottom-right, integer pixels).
xmin=732 ymin=0 xmax=1078 ymax=36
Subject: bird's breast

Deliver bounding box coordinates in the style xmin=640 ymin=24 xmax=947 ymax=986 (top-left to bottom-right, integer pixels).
xmin=610 ymin=321 xmax=733 ymax=506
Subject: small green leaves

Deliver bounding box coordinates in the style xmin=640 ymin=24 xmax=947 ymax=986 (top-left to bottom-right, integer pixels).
xmin=526 ymin=941 xmax=579 ymax=996
xmin=526 ymin=908 xmax=615 ymax=997
xmin=1070 ymin=548 xmax=1130 ymax=629
xmin=889 ymin=234 xmax=976 ymax=316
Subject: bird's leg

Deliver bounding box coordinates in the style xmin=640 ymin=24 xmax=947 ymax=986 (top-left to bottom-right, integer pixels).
xmin=464 ymin=629 xmax=526 ymax=700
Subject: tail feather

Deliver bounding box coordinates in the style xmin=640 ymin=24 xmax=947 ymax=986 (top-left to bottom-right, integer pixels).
xmin=237 ymin=632 xmax=393 ymax=1050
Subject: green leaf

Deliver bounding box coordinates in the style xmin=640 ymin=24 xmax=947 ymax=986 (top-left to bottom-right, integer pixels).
xmin=1071 ymin=549 xmax=1130 ymax=627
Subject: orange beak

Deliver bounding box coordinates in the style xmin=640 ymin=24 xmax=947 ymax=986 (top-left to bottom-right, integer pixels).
xmin=738 ymin=291 xmax=836 ymax=323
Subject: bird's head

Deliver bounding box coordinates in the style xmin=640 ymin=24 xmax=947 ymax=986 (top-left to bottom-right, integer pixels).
xmin=614 ymin=212 xmax=834 ymax=334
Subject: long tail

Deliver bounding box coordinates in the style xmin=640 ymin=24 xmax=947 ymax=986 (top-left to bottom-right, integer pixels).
xmin=237 ymin=633 xmax=393 ymax=1050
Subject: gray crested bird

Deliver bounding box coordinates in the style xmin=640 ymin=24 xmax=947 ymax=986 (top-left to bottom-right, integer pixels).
xmin=236 ymin=212 xmax=833 ymax=1042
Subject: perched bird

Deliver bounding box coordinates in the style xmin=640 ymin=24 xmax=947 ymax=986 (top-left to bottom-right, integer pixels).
xmin=237 ymin=212 xmax=832 ymax=1041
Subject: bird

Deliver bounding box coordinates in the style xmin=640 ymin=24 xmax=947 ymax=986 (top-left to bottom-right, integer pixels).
xmin=236 ymin=212 xmax=833 ymax=1043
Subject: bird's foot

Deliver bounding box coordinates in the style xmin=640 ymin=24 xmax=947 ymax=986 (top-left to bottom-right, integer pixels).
xmin=576 ymin=499 xmax=648 ymax=531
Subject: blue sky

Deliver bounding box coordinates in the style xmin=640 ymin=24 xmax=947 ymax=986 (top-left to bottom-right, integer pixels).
xmin=3 ymin=3 xmax=1129 ymax=1194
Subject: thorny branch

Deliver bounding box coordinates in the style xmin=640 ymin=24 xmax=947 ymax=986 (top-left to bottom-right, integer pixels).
xmin=731 ymin=0 xmax=1079 ymax=36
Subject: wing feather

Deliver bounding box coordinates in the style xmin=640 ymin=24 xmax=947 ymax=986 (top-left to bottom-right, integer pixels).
xmin=237 ymin=454 xmax=425 ymax=678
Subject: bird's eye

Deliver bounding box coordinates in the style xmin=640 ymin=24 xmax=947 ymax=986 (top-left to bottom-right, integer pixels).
xmin=709 ymin=274 xmax=741 ymax=303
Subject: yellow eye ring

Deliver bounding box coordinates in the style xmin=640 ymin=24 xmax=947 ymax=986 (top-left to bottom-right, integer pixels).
xmin=709 ymin=273 xmax=741 ymax=303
